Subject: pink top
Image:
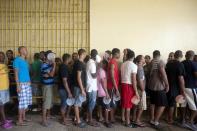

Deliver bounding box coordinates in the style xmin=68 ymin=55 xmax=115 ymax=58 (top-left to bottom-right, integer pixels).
xmin=97 ymin=68 xmax=107 ymax=97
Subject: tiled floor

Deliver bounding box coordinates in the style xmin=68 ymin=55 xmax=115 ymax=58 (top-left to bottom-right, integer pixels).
xmin=1 ymin=115 xmax=190 ymax=131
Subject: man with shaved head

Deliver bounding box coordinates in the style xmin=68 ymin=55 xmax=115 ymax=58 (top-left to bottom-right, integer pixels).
xmin=181 ymin=50 xmax=197 ymax=130
xmin=13 ymin=46 xmax=32 ymax=126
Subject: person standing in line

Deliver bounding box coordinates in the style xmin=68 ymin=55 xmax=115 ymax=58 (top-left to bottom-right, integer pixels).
xmin=13 ymin=46 xmax=32 ymax=126
xmin=72 ymin=49 xmax=87 ymax=128
xmin=105 ymin=48 xmax=121 ymax=128
xmin=0 ymin=52 xmax=13 ymax=129
xmin=58 ymin=53 xmax=73 ymax=125
xmin=97 ymin=60 xmax=110 ymax=122
xmin=41 ymin=51 xmax=56 ymax=127
xmin=149 ymin=50 xmax=169 ymax=128
xmin=143 ymin=55 xmax=151 ymax=96
xmin=181 ymin=50 xmax=197 ymax=131
xmin=133 ymin=55 xmax=147 ymax=127
xmin=165 ymin=50 xmax=185 ymax=124
xmin=121 ymin=49 xmax=139 ymax=128
xmin=86 ymin=49 xmax=100 ymax=127
xmin=6 ymin=50 xmax=17 ymax=97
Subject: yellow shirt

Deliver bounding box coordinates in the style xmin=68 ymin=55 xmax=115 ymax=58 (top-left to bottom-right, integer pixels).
xmin=0 ymin=64 xmax=9 ymax=90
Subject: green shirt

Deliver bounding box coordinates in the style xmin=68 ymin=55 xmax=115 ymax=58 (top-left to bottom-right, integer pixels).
xmin=31 ymin=60 xmax=42 ymax=82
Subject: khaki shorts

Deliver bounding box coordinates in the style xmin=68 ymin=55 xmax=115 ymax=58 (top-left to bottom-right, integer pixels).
xmin=42 ymin=85 xmax=53 ymax=109
xmin=137 ymin=90 xmax=147 ymax=110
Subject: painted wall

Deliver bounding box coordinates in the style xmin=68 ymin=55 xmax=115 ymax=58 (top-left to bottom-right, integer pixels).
xmin=90 ymin=0 xmax=197 ymax=60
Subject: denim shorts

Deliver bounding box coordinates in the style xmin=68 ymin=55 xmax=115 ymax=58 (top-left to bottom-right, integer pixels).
xmin=74 ymin=87 xmax=84 ymax=107
xmin=0 ymin=90 xmax=10 ymax=105
xmin=87 ymin=91 xmax=97 ymax=112
xmin=59 ymin=89 xmax=68 ymax=109
xmin=105 ymin=89 xmax=117 ymax=109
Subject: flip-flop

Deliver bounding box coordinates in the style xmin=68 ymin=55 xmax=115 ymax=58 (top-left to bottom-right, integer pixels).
xmin=135 ymin=122 xmax=146 ymax=127
xmin=121 ymin=120 xmax=126 ymax=125
xmin=61 ymin=121 xmax=72 ymax=126
xmin=75 ymin=122 xmax=86 ymax=128
xmin=16 ymin=122 xmax=29 ymax=126
xmin=88 ymin=121 xmax=100 ymax=127
xmin=98 ymin=119 xmax=105 ymax=123
xmin=41 ymin=122 xmax=52 ymax=127
xmin=24 ymin=119 xmax=32 ymax=122
xmin=125 ymin=123 xmax=138 ymax=128
xmin=111 ymin=121 xmax=116 ymax=124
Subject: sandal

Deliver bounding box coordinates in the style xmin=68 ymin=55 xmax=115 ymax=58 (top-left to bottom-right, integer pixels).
xmin=135 ymin=122 xmax=146 ymax=127
xmin=2 ymin=122 xmax=13 ymax=129
xmin=88 ymin=121 xmax=100 ymax=127
xmin=16 ymin=122 xmax=29 ymax=126
xmin=41 ymin=122 xmax=52 ymax=127
xmin=104 ymin=122 xmax=113 ymax=128
xmin=75 ymin=122 xmax=86 ymax=128
xmin=24 ymin=119 xmax=32 ymax=122
xmin=111 ymin=120 xmax=116 ymax=124
xmin=98 ymin=118 xmax=104 ymax=122
xmin=121 ymin=120 xmax=126 ymax=125
xmin=61 ymin=121 xmax=72 ymax=126
xmin=125 ymin=123 xmax=138 ymax=128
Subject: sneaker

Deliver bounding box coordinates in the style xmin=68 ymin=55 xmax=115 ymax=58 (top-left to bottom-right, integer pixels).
xmin=2 ymin=122 xmax=13 ymax=129
xmin=185 ymin=122 xmax=197 ymax=131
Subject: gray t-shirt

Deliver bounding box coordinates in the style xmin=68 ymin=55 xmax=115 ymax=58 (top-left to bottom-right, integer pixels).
xmin=137 ymin=66 xmax=145 ymax=80
xmin=137 ymin=66 xmax=146 ymax=91
xmin=149 ymin=58 xmax=166 ymax=91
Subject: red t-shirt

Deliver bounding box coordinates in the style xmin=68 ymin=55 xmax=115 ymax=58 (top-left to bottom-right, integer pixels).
xmin=107 ymin=58 xmax=119 ymax=89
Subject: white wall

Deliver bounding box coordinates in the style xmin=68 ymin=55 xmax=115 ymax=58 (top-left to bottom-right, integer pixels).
xmin=90 ymin=0 xmax=197 ymax=60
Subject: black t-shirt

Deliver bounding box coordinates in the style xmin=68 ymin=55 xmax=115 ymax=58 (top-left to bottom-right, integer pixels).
xmin=166 ymin=60 xmax=185 ymax=96
xmin=58 ymin=64 xmax=69 ymax=90
xmin=72 ymin=60 xmax=87 ymax=88
xmin=182 ymin=60 xmax=197 ymax=89
xmin=7 ymin=58 xmax=15 ymax=82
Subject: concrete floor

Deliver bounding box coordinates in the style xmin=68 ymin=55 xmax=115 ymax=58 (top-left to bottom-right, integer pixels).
xmin=1 ymin=115 xmax=190 ymax=131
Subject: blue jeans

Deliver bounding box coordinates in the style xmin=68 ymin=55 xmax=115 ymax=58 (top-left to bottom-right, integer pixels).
xmin=87 ymin=91 xmax=97 ymax=112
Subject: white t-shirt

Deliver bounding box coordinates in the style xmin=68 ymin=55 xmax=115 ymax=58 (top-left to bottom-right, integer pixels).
xmin=121 ymin=60 xmax=138 ymax=84
xmin=86 ymin=59 xmax=97 ymax=92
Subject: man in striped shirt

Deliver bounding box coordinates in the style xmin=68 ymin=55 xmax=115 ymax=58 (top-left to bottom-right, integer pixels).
xmin=41 ymin=51 xmax=56 ymax=127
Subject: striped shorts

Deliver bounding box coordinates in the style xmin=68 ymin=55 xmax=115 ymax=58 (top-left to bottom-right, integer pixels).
xmin=18 ymin=83 xmax=32 ymax=109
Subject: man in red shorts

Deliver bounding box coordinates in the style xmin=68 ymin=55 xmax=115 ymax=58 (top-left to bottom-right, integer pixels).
xmin=121 ymin=49 xmax=139 ymax=128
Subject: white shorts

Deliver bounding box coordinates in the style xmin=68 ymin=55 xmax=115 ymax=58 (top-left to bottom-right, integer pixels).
xmin=137 ymin=90 xmax=147 ymax=110
xmin=181 ymin=88 xmax=197 ymax=111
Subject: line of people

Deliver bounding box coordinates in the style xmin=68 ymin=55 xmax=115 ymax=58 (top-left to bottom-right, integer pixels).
xmin=0 ymin=46 xmax=197 ymax=131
